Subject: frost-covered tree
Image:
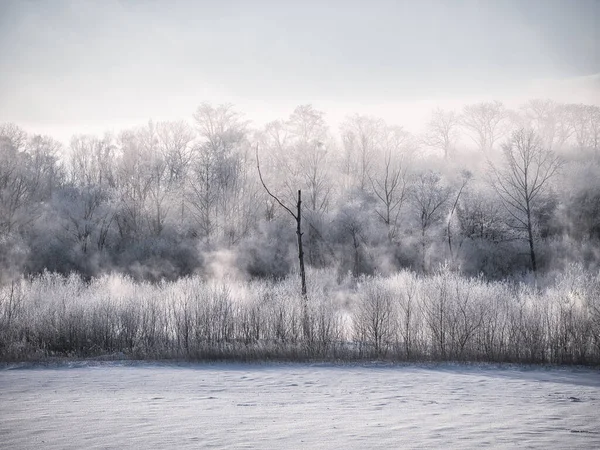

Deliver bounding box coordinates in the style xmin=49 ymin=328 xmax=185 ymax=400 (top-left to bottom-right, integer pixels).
xmin=489 ymin=129 xmax=561 ymax=273
xmin=189 ymin=103 xmax=251 ymax=246
xmin=411 ymin=171 xmax=452 ymax=272
xmin=369 ymin=125 xmax=414 ymax=242
xmin=423 ymin=108 xmax=460 ymax=159
xmin=340 ymin=115 xmax=382 ymax=191
xmin=461 ymin=101 xmax=508 ymax=153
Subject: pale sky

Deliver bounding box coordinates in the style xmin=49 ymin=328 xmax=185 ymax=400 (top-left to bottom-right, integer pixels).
xmin=0 ymin=0 xmax=598 ymax=142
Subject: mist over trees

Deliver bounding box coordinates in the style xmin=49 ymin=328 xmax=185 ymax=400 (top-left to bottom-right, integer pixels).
xmin=1 ymin=100 xmax=600 ymax=284
xmin=2 ymin=100 xmax=600 ymax=363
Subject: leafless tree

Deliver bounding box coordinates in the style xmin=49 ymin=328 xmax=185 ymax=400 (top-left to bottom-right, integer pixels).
xmin=0 ymin=130 xmax=61 ymax=235
xmin=193 ymin=103 xmax=248 ymax=153
xmin=0 ymin=123 xmax=28 ymax=152
xmin=589 ymin=105 xmax=600 ymax=156
xmin=520 ymin=99 xmax=559 ymax=150
xmin=565 ymin=104 xmax=600 ymax=154
xmin=423 ymin=108 xmax=460 ymax=159
xmin=369 ymin=127 xmax=413 ymax=241
xmin=411 ymin=171 xmax=452 ymax=272
xmin=340 ymin=115 xmax=382 ymax=191
xmin=355 ymin=281 xmax=396 ymax=356
xmin=256 ymin=146 xmax=308 ymax=337
xmin=488 ymin=129 xmax=561 ymax=273
xmin=298 ymin=141 xmax=333 ymax=214
xmin=187 ymin=144 xmax=219 ymax=242
xmin=278 ymin=105 xmax=333 ymax=214
xmin=114 ymin=128 xmax=153 ymax=240
xmin=461 ymin=101 xmax=508 ymax=153
xmin=287 ymin=104 xmax=328 ymax=144
xmin=551 ymin=103 xmax=576 ymax=150
xmin=156 ymin=121 xmax=196 ymax=184
xmin=189 ymin=103 xmax=251 ymax=245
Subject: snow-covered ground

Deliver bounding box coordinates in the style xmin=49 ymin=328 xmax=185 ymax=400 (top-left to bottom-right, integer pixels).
xmin=1 ymin=362 xmax=598 ymax=449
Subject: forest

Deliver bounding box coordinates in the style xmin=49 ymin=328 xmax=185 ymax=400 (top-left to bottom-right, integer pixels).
xmin=1 ymin=99 xmax=600 ymax=363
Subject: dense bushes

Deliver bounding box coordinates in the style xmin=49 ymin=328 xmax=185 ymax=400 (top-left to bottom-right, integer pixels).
xmin=2 ymin=266 xmax=598 ymax=364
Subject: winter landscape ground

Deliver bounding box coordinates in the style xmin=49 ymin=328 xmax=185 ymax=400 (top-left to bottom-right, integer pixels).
xmin=1 ymin=1 xmax=600 ymax=448
xmin=1 ymin=362 xmax=599 ymax=449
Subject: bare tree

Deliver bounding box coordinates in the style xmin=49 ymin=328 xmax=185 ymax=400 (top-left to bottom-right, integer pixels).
xmin=189 ymin=103 xmax=250 ymax=245
xmin=0 ymin=130 xmax=61 ymax=235
xmin=139 ymin=122 xmax=173 ymax=236
xmin=279 ymin=105 xmax=333 ymax=213
xmin=187 ymin=143 xmax=219 ymax=242
xmin=411 ymin=171 xmax=452 ymax=272
xmin=551 ymin=103 xmax=576 ymax=150
xmin=0 ymin=128 xmax=63 ymax=281
xmin=156 ymin=121 xmax=196 ymax=183
xmin=298 ymin=141 xmax=333 ymax=214
xmin=69 ymin=134 xmax=117 ymax=188
xmin=565 ymin=104 xmax=600 ymax=154
xmin=261 ymin=106 xmax=335 ymax=266
xmin=193 ymin=103 xmax=248 ymax=154
xmin=461 ymin=101 xmax=508 ymax=153
xmin=423 ymin=108 xmax=460 ymax=159
xmin=287 ymin=104 xmax=328 ymax=144
xmin=333 ymin=197 xmax=375 ymax=276
xmin=264 ymin=120 xmax=290 ymax=154
xmin=369 ymin=127 xmax=413 ymax=241
xmin=520 ymin=99 xmax=559 ymax=150
xmin=256 ymin=146 xmax=308 ymax=335
xmin=589 ymin=105 xmax=600 ymax=156
xmin=0 ymin=123 xmax=28 ymax=152
xmin=54 ymin=185 xmax=114 ymax=254
xmin=340 ymin=115 xmax=382 ymax=191
xmin=355 ymin=281 xmax=396 ymax=356
xmin=114 ymin=129 xmax=153 ymax=240
xmin=488 ymin=129 xmax=561 ymax=273
xmin=456 ymin=183 xmax=509 ymax=243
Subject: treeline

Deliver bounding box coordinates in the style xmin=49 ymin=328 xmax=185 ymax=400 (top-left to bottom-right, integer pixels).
xmin=1 ymin=266 xmax=599 ymax=364
xmin=1 ymin=100 xmax=600 ymax=283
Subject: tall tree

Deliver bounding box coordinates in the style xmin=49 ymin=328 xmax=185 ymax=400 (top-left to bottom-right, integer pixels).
xmin=423 ymin=108 xmax=460 ymax=159
xmin=0 ymin=129 xmax=61 ymax=235
xmin=488 ymin=129 xmax=561 ymax=273
xmin=340 ymin=115 xmax=382 ymax=191
xmin=369 ymin=125 xmax=413 ymax=241
xmin=256 ymin=146 xmax=309 ymax=336
xmin=461 ymin=101 xmax=508 ymax=153
xmin=189 ymin=103 xmax=249 ymax=246
xmin=411 ymin=171 xmax=452 ymax=272
xmin=520 ymin=99 xmax=559 ymax=151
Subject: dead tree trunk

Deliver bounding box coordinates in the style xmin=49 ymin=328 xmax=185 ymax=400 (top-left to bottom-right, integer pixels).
xmin=256 ymin=147 xmax=309 ymax=337
xmin=297 ymin=190 xmax=307 ymax=297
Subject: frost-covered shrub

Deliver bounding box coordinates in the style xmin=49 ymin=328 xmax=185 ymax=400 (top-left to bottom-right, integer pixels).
xmin=1 ymin=266 xmax=598 ymax=364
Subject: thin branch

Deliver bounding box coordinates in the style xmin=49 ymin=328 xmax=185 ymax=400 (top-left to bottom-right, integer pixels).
xmin=256 ymin=144 xmax=297 ymax=220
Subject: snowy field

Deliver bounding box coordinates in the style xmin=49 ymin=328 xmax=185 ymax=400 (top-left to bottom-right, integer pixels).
xmin=1 ymin=363 xmax=599 ymax=449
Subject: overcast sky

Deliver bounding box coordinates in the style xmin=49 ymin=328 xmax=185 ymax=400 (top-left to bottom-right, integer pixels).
xmin=0 ymin=0 xmax=598 ymax=142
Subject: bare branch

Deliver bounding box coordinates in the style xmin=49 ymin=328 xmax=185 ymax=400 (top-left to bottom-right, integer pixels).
xmin=256 ymin=144 xmax=297 ymax=220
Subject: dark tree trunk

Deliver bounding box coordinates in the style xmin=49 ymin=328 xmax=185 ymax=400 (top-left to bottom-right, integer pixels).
xmin=256 ymin=148 xmax=309 ymax=338
xmin=297 ymin=190 xmax=307 ymax=297
xmin=526 ymin=207 xmax=537 ymax=273
xmin=297 ymin=190 xmax=309 ymax=341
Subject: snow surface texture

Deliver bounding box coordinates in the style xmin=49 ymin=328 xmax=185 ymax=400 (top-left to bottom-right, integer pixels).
xmin=1 ymin=363 xmax=599 ymax=449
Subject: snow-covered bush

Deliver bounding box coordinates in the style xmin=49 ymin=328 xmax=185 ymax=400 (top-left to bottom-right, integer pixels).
xmin=1 ymin=266 xmax=598 ymax=364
